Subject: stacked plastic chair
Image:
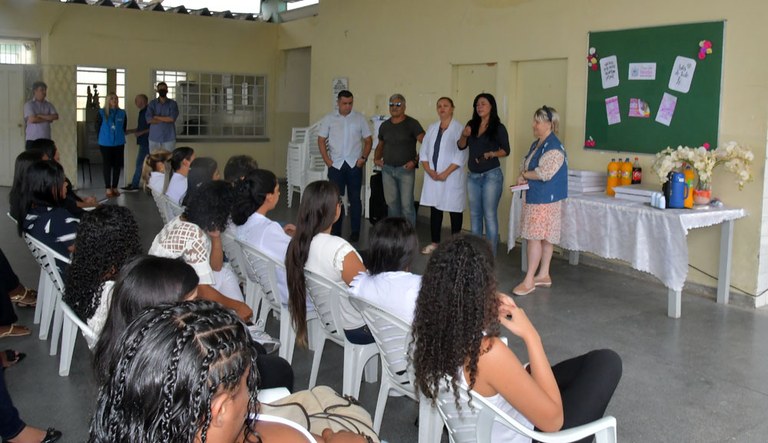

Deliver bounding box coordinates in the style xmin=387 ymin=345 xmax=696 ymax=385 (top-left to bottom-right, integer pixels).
xmin=286 ymin=122 xmax=326 ymax=208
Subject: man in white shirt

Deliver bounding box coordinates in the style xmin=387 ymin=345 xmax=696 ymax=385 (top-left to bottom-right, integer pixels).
xmin=318 ymin=90 xmax=372 ymax=242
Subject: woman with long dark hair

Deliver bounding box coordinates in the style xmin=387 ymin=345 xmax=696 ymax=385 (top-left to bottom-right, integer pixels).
xmin=286 ymin=180 xmax=368 ymax=347
xmin=149 ymin=181 xmax=252 ymax=321
xmin=457 ymin=93 xmax=510 ymax=254
xmin=17 ymin=160 xmax=79 ymax=265
xmin=164 ymin=146 xmax=195 ymax=204
xmin=63 ymin=205 xmax=141 ymax=347
xmin=181 ymin=157 xmax=219 ymax=206
xmin=349 ymin=217 xmax=420 ymax=323
xmin=96 ymin=93 xmax=127 ymax=198
xmin=412 ymin=235 xmax=622 ymax=442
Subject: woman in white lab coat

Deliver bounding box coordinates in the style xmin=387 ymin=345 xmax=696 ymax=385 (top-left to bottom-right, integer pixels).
xmin=419 ymin=97 xmax=468 ymax=254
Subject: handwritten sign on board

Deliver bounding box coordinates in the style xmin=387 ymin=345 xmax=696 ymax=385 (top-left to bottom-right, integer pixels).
xmin=668 ymin=56 xmax=696 ymax=93
xmin=600 ymin=55 xmax=620 ymax=89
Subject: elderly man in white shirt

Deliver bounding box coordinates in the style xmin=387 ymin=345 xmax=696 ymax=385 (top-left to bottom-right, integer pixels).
xmin=317 ymin=90 xmax=372 ymax=243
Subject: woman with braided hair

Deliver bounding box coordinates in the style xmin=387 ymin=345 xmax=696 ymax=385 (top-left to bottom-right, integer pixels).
xmin=412 ymin=235 xmax=622 ymax=443
xmin=64 ymin=205 xmax=141 ymax=348
xmin=90 ymin=300 xmax=371 ymax=443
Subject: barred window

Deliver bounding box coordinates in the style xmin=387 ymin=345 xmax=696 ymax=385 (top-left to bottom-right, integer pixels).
xmin=0 ymin=38 xmax=38 ymax=64
xmin=153 ymin=70 xmax=267 ymax=140
xmin=76 ymin=66 xmax=126 ymax=122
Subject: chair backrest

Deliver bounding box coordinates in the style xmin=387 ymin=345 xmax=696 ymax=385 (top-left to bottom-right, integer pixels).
xmin=435 ymin=376 xmax=618 ymax=443
xmin=24 ymin=233 xmax=70 ymax=294
xmin=221 ymin=231 xmax=248 ymax=284
xmin=61 ymin=299 xmax=96 ymax=343
xmin=304 ymin=269 xmax=346 ymax=346
xmin=150 ymin=189 xmax=170 ymax=224
xmin=237 ymin=238 xmax=284 ymax=309
xmin=166 ymin=196 xmax=184 ymax=219
xmin=348 ymin=295 xmax=414 ymax=396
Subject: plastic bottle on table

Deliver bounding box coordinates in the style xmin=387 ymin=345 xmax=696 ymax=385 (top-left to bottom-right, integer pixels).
xmin=632 ymin=157 xmax=642 ymax=184
xmin=620 ymin=157 xmax=632 ymax=186
xmin=683 ymin=166 xmax=695 ymax=209
xmin=606 ymin=158 xmax=619 ymax=196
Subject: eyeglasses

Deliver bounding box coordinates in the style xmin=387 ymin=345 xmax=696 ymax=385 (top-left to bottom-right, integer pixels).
xmin=389 ymin=102 xmax=403 ymax=107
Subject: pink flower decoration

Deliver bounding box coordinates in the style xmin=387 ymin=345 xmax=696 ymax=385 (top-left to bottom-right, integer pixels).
xmin=703 ymin=142 xmax=711 ymax=150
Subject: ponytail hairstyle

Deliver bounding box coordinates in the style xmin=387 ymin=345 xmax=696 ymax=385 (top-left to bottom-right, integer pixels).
xmin=89 ymin=300 xmax=259 ymax=443
xmin=231 ymin=169 xmax=278 ymax=226
xmin=285 ymin=180 xmax=340 ymax=346
xmin=164 ymin=146 xmax=194 ymax=193
xmin=17 ymin=160 xmax=66 ymax=237
xmin=141 ymin=150 xmax=171 ymax=192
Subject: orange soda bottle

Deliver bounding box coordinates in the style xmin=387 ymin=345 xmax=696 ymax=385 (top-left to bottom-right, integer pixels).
xmin=683 ymin=166 xmax=695 ymax=208
xmin=620 ymin=157 xmax=632 ymax=186
xmin=606 ymin=158 xmax=619 ymax=196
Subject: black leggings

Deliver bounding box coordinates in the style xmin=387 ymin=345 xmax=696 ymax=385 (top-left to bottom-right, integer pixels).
xmin=535 ymin=349 xmax=622 ymax=443
xmin=0 ymin=249 xmax=20 ymax=326
xmin=100 ymin=145 xmax=124 ymax=188
xmin=430 ymin=206 xmax=463 ymax=243
xmin=252 ymin=341 xmax=295 ymax=392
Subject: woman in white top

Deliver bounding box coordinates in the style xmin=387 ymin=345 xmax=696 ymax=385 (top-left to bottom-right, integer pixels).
xmin=233 ymin=169 xmax=296 ymax=305
xmin=164 ymin=146 xmax=194 ymax=205
xmin=149 ymin=181 xmax=253 ymax=322
xmin=90 ymin=300 xmax=367 ymax=443
xmin=142 ymin=150 xmax=171 ymax=195
xmin=63 ymin=205 xmax=141 ymax=348
xmin=412 ymin=235 xmax=622 ymax=442
xmin=349 ymin=217 xmax=421 ymax=323
xmin=286 ymin=180 xmax=369 ymax=347
xmin=418 ymin=97 xmax=468 ymax=255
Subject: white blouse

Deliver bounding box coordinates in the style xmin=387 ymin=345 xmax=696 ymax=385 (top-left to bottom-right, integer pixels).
xmin=165 ymin=172 xmax=187 ymax=205
xmin=349 ymin=271 xmax=421 ymax=324
xmin=149 ymin=216 xmax=214 ymax=285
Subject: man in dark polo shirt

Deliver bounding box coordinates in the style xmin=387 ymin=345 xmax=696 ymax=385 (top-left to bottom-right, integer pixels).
xmin=374 ymin=93 xmax=425 ymax=227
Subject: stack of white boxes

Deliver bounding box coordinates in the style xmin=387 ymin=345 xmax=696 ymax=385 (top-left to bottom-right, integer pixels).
xmin=568 ymin=169 xmax=606 ymax=194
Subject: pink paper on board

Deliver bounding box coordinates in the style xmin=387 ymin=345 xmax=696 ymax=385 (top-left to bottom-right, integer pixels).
xmin=605 ymin=96 xmax=621 ymax=125
xmin=655 ymin=92 xmax=677 ymax=126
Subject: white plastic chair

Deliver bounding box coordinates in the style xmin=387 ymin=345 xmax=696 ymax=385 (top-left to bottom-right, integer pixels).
xmin=59 ymin=300 xmax=96 ymax=376
xmin=221 ymin=232 xmax=259 ymax=310
xmin=24 ymin=235 xmax=70 ymax=356
xmin=7 ymin=213 xmax=46 ymax=327
xmin=150 ymin=189 xmax=171 ymax=224
xmin=237 ymin=238 xmax=315 ymax=364
xmin=435 ymin=376 xmax=618 ymax=443
xmin=165 ymin=196 xmax=184 ymax=219
xmin=286 ymin=122 xmax=327 ymax=208
xmin=348 ymin=295 xmax=443 ymax=442
xmin=304 ymin=269 xmax=378 ymax=398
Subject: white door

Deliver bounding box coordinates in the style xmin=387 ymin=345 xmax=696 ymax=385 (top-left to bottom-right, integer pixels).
xmin=0 ymin=65 xmax=25 ymax=186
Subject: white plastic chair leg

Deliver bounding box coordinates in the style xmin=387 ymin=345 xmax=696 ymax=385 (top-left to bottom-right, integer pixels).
xmin=38 ymin=275 xmax=56 ymax=340
xmin=308 ymin=334 xmax=327 ymax=389
xmin=33 ymin=270 xmax=46 ymax=324
xmin=58 ymin=315 xmax=77 ymax=376
xmin=372 ymin=377 xmax=391 ymax=433
xmin=278 ymin=306 xmax=294 ymax=364
xmin=418 ymin=399 xmax=443 ymax=443
xmin=49 ymin=294 xmax=64 ymax=355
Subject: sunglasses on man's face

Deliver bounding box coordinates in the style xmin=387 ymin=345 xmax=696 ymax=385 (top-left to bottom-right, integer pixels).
xmin=389 ymin=102 xmax=403 ymax=107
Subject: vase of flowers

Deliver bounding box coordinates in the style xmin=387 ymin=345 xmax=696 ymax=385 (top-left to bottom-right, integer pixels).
xmin=652 ymin=141 xmax=754 ymax=205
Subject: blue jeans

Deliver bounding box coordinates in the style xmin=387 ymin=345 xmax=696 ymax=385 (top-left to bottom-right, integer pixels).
xmin=381 ymin=164 xmax=416 ymax=227
xmin=467 ymin=167 xmax=504 ymax=254
xmin=149 ymin=140 xmax=175 ymax=152
xmin=130 ymin=143 xmax=150 ymax=188
xmin=328 ymin=162 xmax=363 ymax=235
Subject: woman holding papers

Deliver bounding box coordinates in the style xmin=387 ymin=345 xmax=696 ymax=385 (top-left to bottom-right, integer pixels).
xmin=513 ymin=106 xmax=568 ymax=296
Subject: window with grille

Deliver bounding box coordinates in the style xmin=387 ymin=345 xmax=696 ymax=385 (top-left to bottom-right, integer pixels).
xmin=76 ymin=66 xmax=126 ymax=122
xmin=0 ymin=38 xmax=38 ymax=64
xmin=153 ymin=70 xmax=267 ymax=140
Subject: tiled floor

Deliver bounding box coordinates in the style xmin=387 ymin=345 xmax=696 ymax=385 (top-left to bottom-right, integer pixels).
xmin=2 ymin=170 xmax=768 ymax=442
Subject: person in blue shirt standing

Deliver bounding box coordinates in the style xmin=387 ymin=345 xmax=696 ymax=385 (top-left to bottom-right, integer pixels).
xmin=96 ymin=93 xmax=127 ymax=198
xmin=121 ymin=94 xmax=150 ymax=192
xmin=145 ymin=82 xmax=179 ymax=152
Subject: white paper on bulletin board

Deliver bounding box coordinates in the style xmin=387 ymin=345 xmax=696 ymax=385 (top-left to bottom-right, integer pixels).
xmin=332 ymin=77 xmax=349 ymax=111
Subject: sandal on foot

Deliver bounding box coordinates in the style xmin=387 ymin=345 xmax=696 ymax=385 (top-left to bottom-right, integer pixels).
xmin=512 ymin=282 xmax=536 ymax=296
xmin=42 ymin=428 xmax=63 ymax=443
xmin=13 ymin=288 xmax=37 ymax=307
xmin=0 ymin=325 xmax=32 ymax=339
xmin=533 ymin=277 xmax=552 ymax=288
xmin=421 ymin=243 xmax=438 ymax=255
xmin=1 ymin=349 xmax=26 ymax=368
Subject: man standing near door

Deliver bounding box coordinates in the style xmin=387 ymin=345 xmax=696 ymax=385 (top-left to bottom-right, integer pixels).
xmin=121 ymin=94 xmax=150 ymax=192
xmin=318 ymin=90 xmax=372 ymax=242
xmin=374 ymin=93 xmax=425 ymax=227
xmin=23 ymin=81 xmax=58 ymax=149
xmin=145 ymin=82 xmax=179 ymax=151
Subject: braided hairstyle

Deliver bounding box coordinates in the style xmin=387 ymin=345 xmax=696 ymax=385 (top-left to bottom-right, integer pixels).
xmin=89 ymin=300 xmax=260 ymax=443
xmin=285 ymin=180 xmax=340 ymax=346
xmin=64 ymin=205 xmax=141 ymax=323
xmin=231 ymin=169 xmax=278 ymax=226
xmin=411 ymin=234 xmax=500 ymax=408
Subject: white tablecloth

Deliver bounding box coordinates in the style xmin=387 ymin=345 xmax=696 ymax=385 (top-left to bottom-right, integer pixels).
xmin=509 ymin=193 xmax=746 ymax=292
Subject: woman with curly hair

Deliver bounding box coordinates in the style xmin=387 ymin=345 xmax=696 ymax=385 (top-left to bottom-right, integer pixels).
xmin=93 ymin=256 xmax=294 ymax=392
xmin=142 ymin=150 xmax=171 ymax=194
xmin=412 ymin=235 xmax=622 ymax=442
xmin=149 ymin=181 xmax=252 ymax=322
xmin=286 ymin=180 xmax=368 ymax=347
xmin=182 ymin=157 xmax=219 ymax=206
xmin=63 ymin=205 xmax=141 ymax=347
xmin=90 ymin=300 xmax=368 ymax=443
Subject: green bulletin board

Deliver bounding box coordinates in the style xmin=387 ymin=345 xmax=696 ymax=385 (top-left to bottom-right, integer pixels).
xmin=584 ymin=21 xmax=724 ymax=154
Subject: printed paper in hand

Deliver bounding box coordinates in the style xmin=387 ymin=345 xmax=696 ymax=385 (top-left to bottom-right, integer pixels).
xmin=605 ymin=96 xmax=621 ymax=125
xmin=629 ymin=98 xmax=651 ymax=118
xmin=655 ymin=92 xmax=677 ymax=126
xmin=668 ymin=56 xmax=697 ymax=93
xmin=600 ymin=55 xmax=620 ymax=89
xmin=628 ymin=63 xmax=656 ymax=80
